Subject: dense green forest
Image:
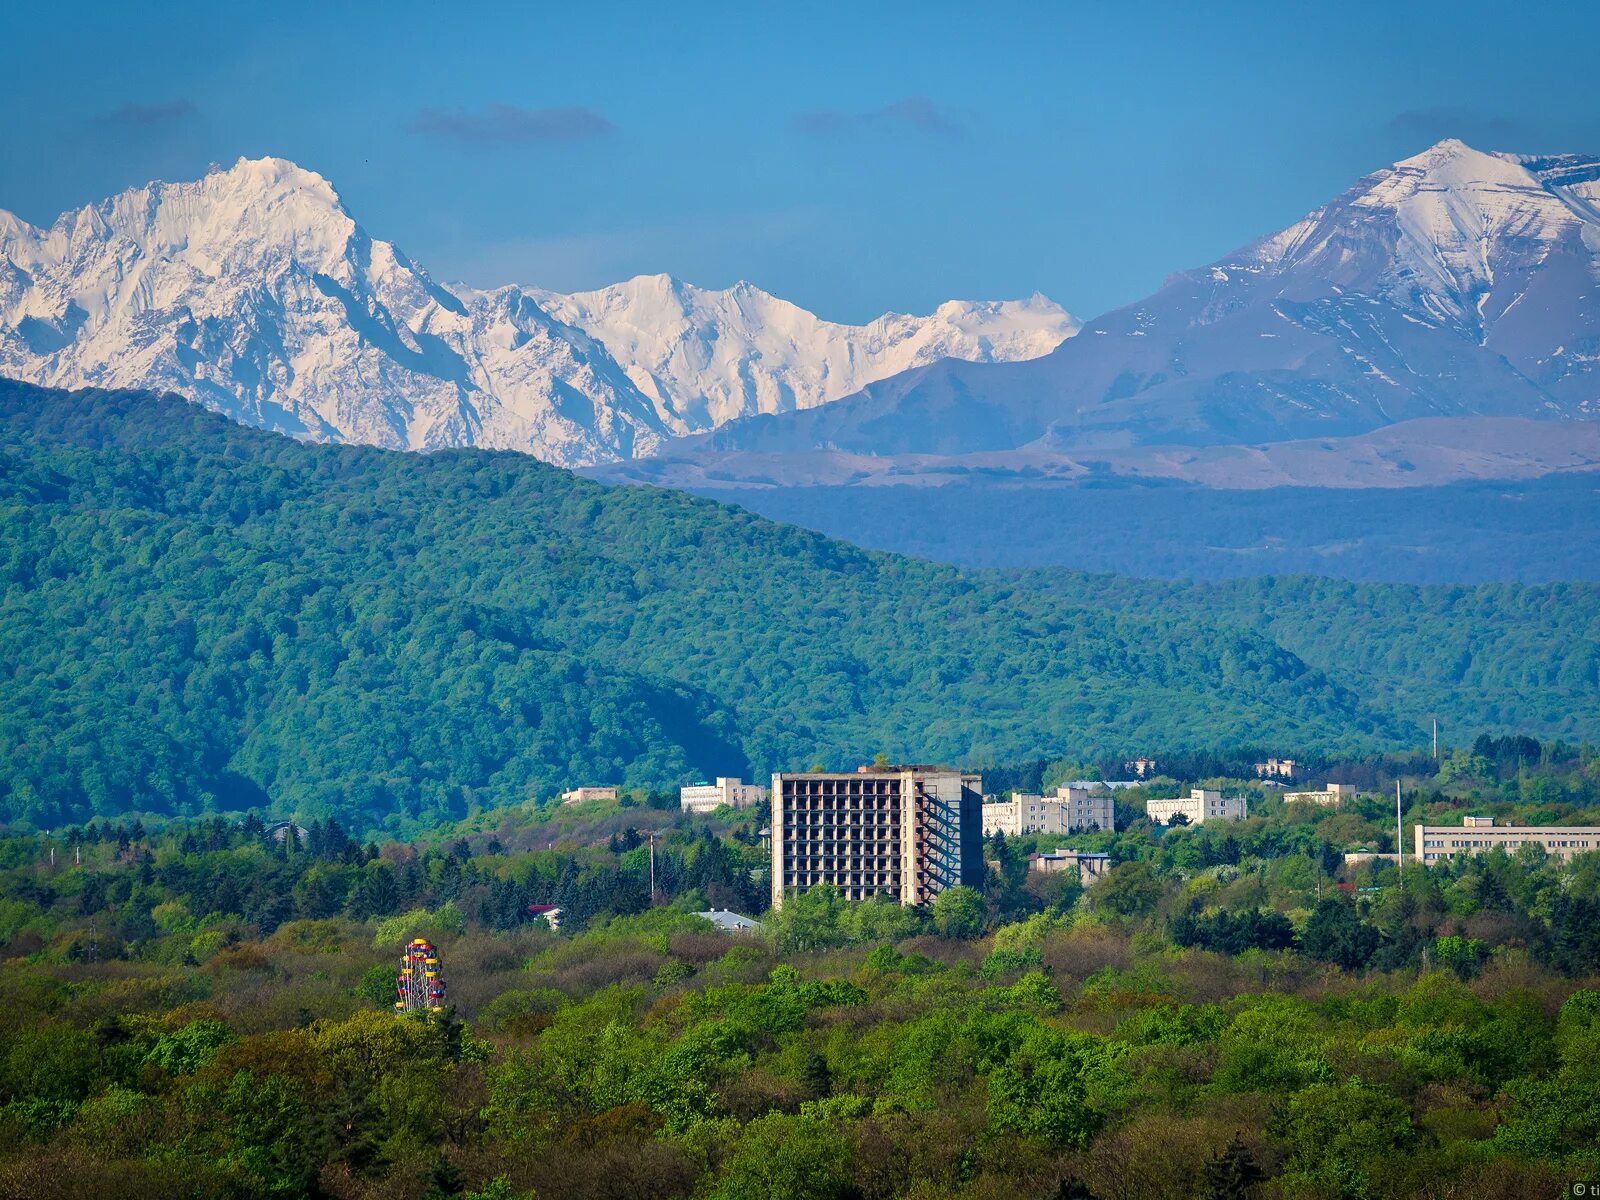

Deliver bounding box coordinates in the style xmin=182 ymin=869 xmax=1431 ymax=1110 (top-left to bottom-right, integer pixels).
xmin=1033 ymin=573 xmax=1600 ymax=747
xmin=2 ymin=747 xmax=1600 ymax=1198
xmin=1 ymin=380 xmax=1597 ymax=836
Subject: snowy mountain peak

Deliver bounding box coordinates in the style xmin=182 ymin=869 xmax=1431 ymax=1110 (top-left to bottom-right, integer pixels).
xmin=655 ymin=138 xmax=1600 ymax=472
xmin=532 ymin=276 xmax=1078 ymax=430
xmin=1236 ymin=137 xmax=1600 ymax=336
xmin=0 ymin=160 xmax=1072 ymax=465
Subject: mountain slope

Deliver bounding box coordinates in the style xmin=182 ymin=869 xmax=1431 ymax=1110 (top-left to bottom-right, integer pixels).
xmin=0 ymin=380 xmax=1431 ymax=832
xmin=530 ymin=274 xmax=1076 ymax=432
xmin=0 ymin=158 xmax=1072 ymax=466
xmin=659 ymin=139 xmax=1600 ymax=462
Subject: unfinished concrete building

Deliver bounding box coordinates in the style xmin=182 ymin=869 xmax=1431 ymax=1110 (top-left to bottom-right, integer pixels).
xmin=770 ymin=765 xmax=985 ymax=909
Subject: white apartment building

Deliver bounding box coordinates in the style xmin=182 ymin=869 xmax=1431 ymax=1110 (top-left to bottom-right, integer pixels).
xmin=680 ymin=776 xmax=770 ymax=814
xmin=1146 ymin=789 xmax=1248 ymax=826
xmin=560 ymin=786 xmax=618 ymax=805
xmin=982 ymin=786 xmax=1115 ymax=836
xmin=1283 ymin=783 xmax=1358 ymax=807
xmin=1414 ymin=816 xmax=1600 ymax=866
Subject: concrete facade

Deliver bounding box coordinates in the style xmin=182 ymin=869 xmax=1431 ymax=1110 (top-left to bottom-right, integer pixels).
xmin=981 ymin=786 xmax=1114 ymax=837
xmin=1284 ymin=783 xmax=1358 ymax=807
xmin=560 ymin=786 xmax=618 ymax=805
xmin=1414 ymin=817 xmax=1600 ymax=865
xmin=1146 ymin=789 xmax=1248 ymax=826
xmin=771 ymin=766 xmax=984 ymax=909
xmin=680 ymin=777 xmax=770 ymax=814
xmin=1254 ymin=758 xmax=1297 ymax=779
xmin=1030 ymin=849 xmax=1112 ymax=885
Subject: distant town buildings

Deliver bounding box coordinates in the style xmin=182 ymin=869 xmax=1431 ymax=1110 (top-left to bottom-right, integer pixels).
xmin=1284 ymin=783 xmax=1358 ymax=807
xmin=680 ymin=777 xmax=770 ymax=814
xmin=982 ymin=786 xmax=1114 ymax=837
xmin=696 ymin=909 xmax=762 ymax=933
xmin=1030 ymin=848 xmax=1112 ymax=885
xmin=1254 ymin=758 xmax=1297 ymax=780
xmin=560 ymin=786 xmax=618 ymax=806
xmin=1127 ymin=757 xmax=1159 ymax=778
xmin=1146 ymin=789 xmax=1248 ymax=826
xmin=770 ymin=764 xmax=985 ymax=909
xmin=1414 ymin=816 xmax=1600 ymax=865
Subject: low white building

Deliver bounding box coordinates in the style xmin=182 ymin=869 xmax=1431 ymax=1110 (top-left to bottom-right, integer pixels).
xmin=680 ymin=776 xmax=770 ymax=814
xmin=696 ymin=909 xmax=762 ymax=933
xmin=1284 ymin=783 xmax=1358 ymax=807
xmin=560 ymin=786 xmax=618 ymax=806
xmin=1414 ymin=817 xmax=1600 ymax=865
xmin=982 ymin=786 xmax=1114 ymax=836
xmin=1146 ymin=789 xmax=1247 ymax=826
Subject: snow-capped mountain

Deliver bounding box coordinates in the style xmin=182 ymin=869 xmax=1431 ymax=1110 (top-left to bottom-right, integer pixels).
xmin=530 ymin=274 xmax=1076 ymax=432
xmin=0 ymin=158 xmax=669 ymax=465
xmin=0 ymin=158 xmax=1075 ymax=466
xmin=656 ymin=139 xmax=1600 ymax=463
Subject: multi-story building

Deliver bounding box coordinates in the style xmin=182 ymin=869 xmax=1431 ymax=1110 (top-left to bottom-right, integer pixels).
xmin=1146 ymin=789 xmax=1248 ymax=826
xmin=560 ymin=786 xmax=618 ymax=805
xmin=1030 ymin=849 xmax=1112 ymax=885
xmin=771 ymin=765 xmax=985 ymax=909
xmin=981 ymin=786 xmax=1115 ymax=836
xmin=1414 ymin=817 xmax=1600 ymax=865
xmin=1283 ymin=783 xmax=1358 ymax=807
xmin=680 ymin=776 xmax=770 ymax=814
xmin=1254 ymin=758 xmax=1297 ymax=780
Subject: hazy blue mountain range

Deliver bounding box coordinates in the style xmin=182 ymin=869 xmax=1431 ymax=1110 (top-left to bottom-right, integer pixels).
xmin=7 ymin=140 xmax=1600 ymax=587
xmin=681 ymin=473 xmax=1600 ymax=583
xmin=634 ymin=140 xmax=1600 ymax=466
xmin=3 ymin=380 xmax=1597 ymax=830
xmin=591 ymin=139 xmax=1600 ymax=581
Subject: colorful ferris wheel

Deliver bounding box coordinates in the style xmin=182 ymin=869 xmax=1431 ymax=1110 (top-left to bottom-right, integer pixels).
xmin=394 ymin=937 xmax=446 ymax=1014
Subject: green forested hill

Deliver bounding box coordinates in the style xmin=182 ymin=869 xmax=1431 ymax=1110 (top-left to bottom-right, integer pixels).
xmin=0 ymin=380 xmax=1591 ymax=833
xmin=1032 ymin=573 xmax=1600 ymax=746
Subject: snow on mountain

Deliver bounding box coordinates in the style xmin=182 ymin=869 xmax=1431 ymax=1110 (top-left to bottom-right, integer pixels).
xmin=0 ymin=158 xmax=669 ymax=466
xmin=528 ymin=274 xmax=1076 ymax=432
xmin=1240 ymin=139 xmax=1600 ymax=384
xmin=0 ymin=158 xmax=1074 ymax=465
xmin=653 ymin=139 xmax=1600 ymax=467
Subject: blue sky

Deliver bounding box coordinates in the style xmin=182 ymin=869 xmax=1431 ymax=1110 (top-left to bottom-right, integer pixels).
xmin=2 ymin=0 xmax=1596 ymax=323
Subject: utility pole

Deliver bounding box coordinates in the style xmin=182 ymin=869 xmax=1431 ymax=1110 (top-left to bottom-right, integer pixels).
xmin=1432 ymin=717 xmax=1439 ymax=762
xmin=1396 ymin=779 xmax=1404 ymax=881
xmin=648 ymin=830 xmax=659 ymax=905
